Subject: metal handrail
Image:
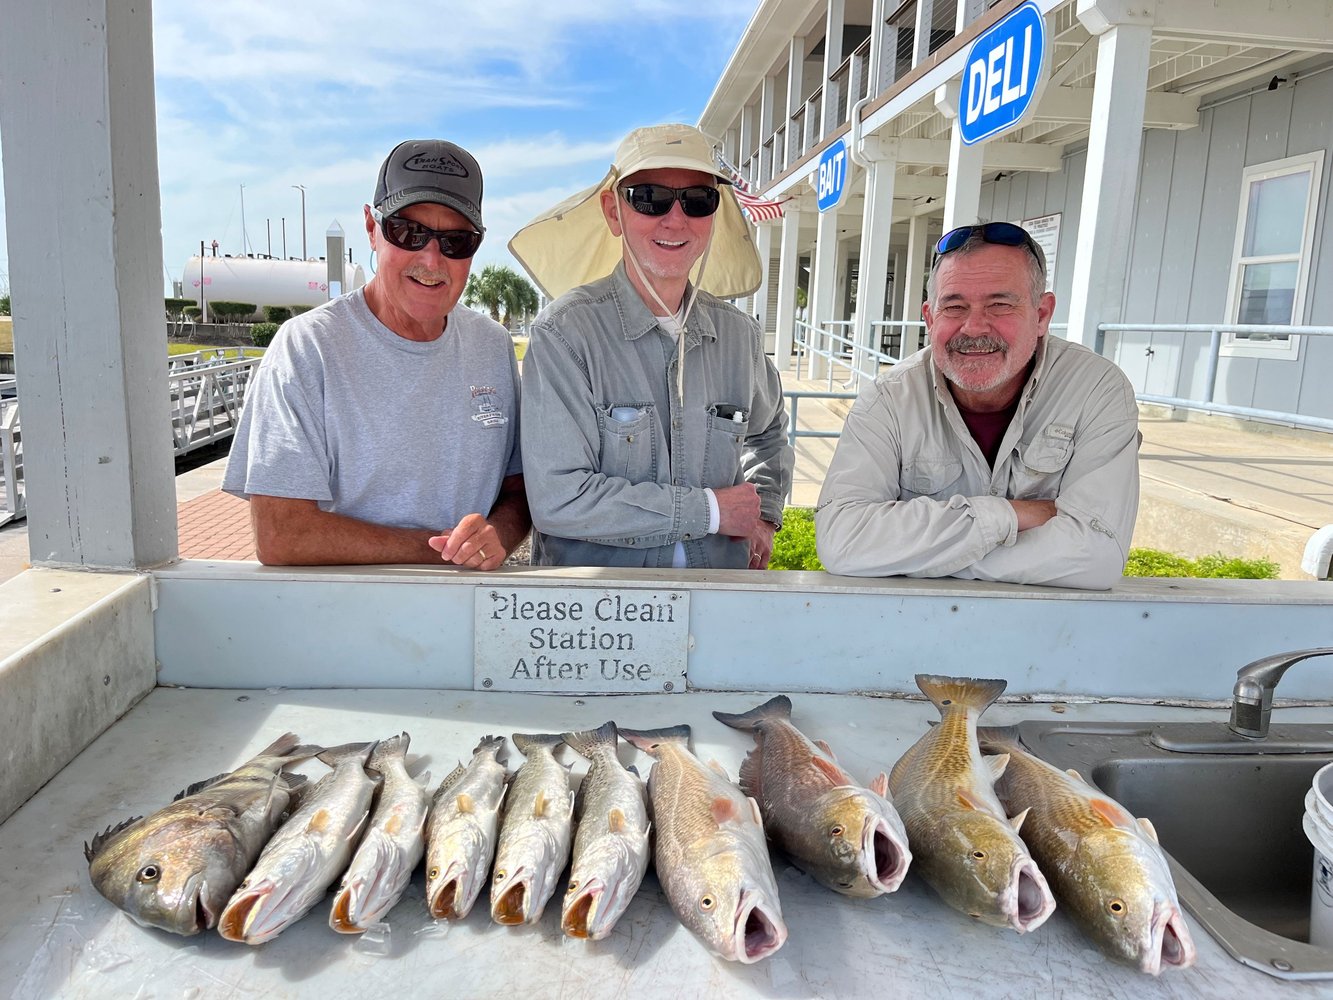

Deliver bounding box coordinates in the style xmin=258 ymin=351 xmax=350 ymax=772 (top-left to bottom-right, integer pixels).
xmin=783 ymin=389 xmax=857 ymax=448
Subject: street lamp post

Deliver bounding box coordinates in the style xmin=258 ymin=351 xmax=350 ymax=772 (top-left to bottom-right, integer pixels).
xmin=292 ymin=184 xmax=307 ymax=260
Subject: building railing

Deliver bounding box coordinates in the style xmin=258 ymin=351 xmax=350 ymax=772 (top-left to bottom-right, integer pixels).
xmin=1097 ymin=322 xmax=1333 ymax=432
xmin=0 ymin=391 xmax=22 ymax=527
xmin=784 ymin=389 xmax=857 ymax=448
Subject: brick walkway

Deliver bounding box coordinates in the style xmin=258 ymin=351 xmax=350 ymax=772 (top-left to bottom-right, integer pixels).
xmin=176 ymin=489 xmax=256 ymax=560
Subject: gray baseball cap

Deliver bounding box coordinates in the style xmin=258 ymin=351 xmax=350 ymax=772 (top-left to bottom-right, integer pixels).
xmin=373 ymin=139 xmax=485 ymax=233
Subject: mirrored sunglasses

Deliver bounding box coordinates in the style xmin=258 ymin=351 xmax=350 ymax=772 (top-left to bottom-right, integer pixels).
xmin=621 ymin=183 xmax=722 ymax=219
xmin=935 ymin=222 xmax=1040 ymax=264
xmin=376 ymin=211 xmax=483 ymax=259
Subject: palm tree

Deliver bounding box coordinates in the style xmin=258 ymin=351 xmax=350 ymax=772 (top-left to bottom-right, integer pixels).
xmin=464 ymin=265 xmax=539 ymax=331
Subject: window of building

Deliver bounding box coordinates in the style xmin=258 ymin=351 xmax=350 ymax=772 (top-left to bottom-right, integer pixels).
xmin=1222 ymin=151 xmax=1324 ymax=359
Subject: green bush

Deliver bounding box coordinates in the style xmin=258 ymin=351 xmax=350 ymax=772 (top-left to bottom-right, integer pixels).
xmin=208 ymin=300 xmax=257 ymax=322
xmin=1124 ymin=548 xmax=1278 ymax=579
xmin=165 ymin=296 xmax=194 ymax=313
xmin=263 ymin=305 xmax=292 ymax=324
xmin=0 ymin=294 xmax=10 ymax=316
xmin=289 ymin=304 xmax=313 ymax=316
xmin=769 ymin=507 xmax=824 ymax=571
xmin=183 ymin=305 xmax=202 ymax=320
xmin=250 ymin=322 xmax=280 ymax=348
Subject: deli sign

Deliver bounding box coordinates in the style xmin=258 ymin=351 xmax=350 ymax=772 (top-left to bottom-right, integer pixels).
xmin=959 ymin=1 xmax=1046 ymax=146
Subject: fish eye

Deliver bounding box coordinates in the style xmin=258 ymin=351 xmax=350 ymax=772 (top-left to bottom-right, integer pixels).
xmin=830 ymin=825 xmax=845 ymax=837
xmin=567 ymin=880 xmax=579 ymax=893
xmin=941 ymin=699 xmax=953 ymax=706
xmin=494 ymin=869 xmax=507 ymax=882
xmin=136 ymin=864 xmax=160 ymax=884
xmin=971 ymin=850 xmax=986 ymax=860
xmin=428 ymin=867 xmax=439 ymax=880
xmin=1107 ymin=898 xmax=1126 ymax=916
xmin=838 ymin=881 xmax=854 ymax=888
xmin=699 ymin=895 xmax=716 ymax=912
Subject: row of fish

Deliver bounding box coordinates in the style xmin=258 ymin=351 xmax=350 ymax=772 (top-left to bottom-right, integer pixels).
xmin=84 ymin=680 xmax=1195 ymax=973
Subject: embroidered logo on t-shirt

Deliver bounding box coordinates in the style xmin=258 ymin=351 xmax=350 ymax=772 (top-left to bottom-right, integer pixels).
xmin=470 ymin=386 xmax=509 ymax=428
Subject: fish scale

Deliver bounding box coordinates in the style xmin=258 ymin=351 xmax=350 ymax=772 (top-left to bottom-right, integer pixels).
xmin=490 ymin=733 xmax=574 ymax=926
xmin=424 ymin=735 xmax=508 ymax=921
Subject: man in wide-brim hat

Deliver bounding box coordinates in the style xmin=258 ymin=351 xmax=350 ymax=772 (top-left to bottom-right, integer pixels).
xmin=510 ymin=123 xmax=793 ymax=569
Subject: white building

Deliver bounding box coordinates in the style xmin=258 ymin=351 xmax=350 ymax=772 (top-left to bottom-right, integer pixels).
xmin=700 ymin=0 xmax=1333 ymax=427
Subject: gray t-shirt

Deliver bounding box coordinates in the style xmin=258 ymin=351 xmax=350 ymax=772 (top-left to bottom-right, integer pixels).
xmin=223 ymin=288 xmax=521 ymax=531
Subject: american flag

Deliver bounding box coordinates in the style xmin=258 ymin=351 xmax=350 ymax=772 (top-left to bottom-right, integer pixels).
xmin=714 ymin=150 xmax=787 ymax=224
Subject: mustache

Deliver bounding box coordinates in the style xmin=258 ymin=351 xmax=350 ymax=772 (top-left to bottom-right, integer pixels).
xmin=403 ymin=266 xmax=451 ymax=284
xmin=947 ymin=336 xmax=1006 ymax=354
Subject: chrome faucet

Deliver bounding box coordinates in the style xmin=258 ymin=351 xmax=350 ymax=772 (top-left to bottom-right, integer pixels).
xmin=1228 ymin=647 xmax=1333 ymax=739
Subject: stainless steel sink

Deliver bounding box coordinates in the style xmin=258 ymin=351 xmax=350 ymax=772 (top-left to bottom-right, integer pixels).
xmin=1016 ymin=719 xmax=1333 ymax=981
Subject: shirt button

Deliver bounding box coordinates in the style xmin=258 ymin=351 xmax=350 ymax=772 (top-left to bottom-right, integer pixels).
xmin=990 ymin=487 xmax=999 ymax=495
xmin=672 ymin=420 xmax=682 ymax=429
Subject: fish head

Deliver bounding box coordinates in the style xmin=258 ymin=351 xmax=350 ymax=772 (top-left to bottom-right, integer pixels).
xmin=1070 ymin=835 xmax=1197 ymax=974
xmin=490 ymin=828 xmax=563 ymax=925
xmin=808 ymin=790 xmax=913 ymax=897
xmin=86 ymin=815 xmax=243 ymax=936
xmin=672 ymin=849 xmax=787 ymax=963
xmin=933 ymin=811 xmax=1053 ymax=932
xmin=426 ymin=824 xmax=490 ymax=920
xmin=561 ymin=832 xmax=649 ymax=940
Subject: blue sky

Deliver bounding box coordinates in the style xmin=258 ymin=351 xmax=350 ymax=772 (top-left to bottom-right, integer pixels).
xmin=0 ymin=0 xmax=755 ymax=300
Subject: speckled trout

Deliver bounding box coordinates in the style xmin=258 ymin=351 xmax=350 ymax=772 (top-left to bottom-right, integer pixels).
xmin=888 ymin=675 xmax=1054 ymax=932
xmin=619 ymin=725 xmax=787 ymax=963
xmin=219 ymin=741 xmax=379 ymax=944
xmin=978 ymin=727 xmax=1196 ymax=974
xmin=329 ymin=733 xmax=430 ymax=933
xmin=490 ymin=733 xmax=574 ymax=925
xmin=424 ymin=735 xmax=508 ymax=920
xmin=560 ymin=721 xmax=651 ymax=940
xmin=84 ymin=733 xmax=320 ymax=937
xmin=713 ymin=695 xmax=911 ymax=897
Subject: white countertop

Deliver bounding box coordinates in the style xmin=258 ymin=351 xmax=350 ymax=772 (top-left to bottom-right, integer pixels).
xmin=2 ymin=687 xmax=1330 ymax=999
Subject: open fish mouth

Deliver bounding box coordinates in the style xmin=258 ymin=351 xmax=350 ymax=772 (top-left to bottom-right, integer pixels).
xmin=492 ymin=868 xmax=533 ymax=925
xmin=218 ymin=882 xmax=293 ymax=944
xmin=1143 ymin=901 xmax=1197 ymax=975
xmin=862 ymin=816 xmax=911 ymax=893
xmin=428 ymin=866 xmax=474 ymax=920
xmin=732 ymin=891 xmax=787 ymax=963
xmin=561 ymin=877 xmax=604 ymax=939
xmin=1007 ymin=858 xmax=1055 ymax=934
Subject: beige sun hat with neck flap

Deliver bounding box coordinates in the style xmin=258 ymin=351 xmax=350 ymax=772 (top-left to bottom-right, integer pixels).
xmin=508 ymin=123 xmax=762 ymax=302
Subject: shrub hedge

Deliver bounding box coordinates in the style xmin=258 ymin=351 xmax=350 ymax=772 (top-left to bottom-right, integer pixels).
xmin=250 ymin=322 xmax=280 ymax=348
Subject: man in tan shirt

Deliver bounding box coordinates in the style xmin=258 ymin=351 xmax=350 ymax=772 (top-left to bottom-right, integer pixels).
xmin=815 ymin=222 xmax=1140 ymax=590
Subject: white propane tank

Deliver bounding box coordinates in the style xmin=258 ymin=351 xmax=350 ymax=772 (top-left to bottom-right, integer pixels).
xmin=183 ymin=256 xmax=366 ymax=317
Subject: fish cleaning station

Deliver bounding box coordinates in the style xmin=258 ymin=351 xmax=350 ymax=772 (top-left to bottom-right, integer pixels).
xmin=3 ymin=2 xmax=1333 ymax=998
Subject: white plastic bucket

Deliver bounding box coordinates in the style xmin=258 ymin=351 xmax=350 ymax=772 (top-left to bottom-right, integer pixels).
xmin=1306 ymin=761 xmax=1333 ymax=948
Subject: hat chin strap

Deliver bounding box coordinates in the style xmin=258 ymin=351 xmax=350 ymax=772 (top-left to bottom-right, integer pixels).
xmin=613 ymin=195 xmax=716 ymax=406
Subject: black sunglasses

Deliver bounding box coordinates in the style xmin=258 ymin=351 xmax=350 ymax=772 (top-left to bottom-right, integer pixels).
xmin=935 ymin=222 xmax=1041 ymax=265
xmin=621 ymin=183 xmax=722 ymax=219
xmin=375 ymin=211 xmax=483 ymax=259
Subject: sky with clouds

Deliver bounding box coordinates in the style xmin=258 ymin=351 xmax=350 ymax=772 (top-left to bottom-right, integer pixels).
xmin=0 ymin=0 xmax=756 ymax=299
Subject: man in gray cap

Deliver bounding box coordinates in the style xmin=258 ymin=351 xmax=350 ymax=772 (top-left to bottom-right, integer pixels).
xmin=223 ymin=139 xmax=528 ymax=567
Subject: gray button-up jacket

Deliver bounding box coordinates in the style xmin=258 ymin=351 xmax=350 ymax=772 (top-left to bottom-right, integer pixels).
xmin=521 ymin=263 xmax=793 ymax=568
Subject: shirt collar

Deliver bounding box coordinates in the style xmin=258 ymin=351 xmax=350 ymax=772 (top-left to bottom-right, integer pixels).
xmin=609 ymin=261 xmax=715 ymax=347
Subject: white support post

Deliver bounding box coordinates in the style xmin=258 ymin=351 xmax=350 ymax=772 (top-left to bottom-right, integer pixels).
xmin=810 ymin=207 xmax=842 ymax=381
xmin=0 ymin=0 xmax=177 ymax=568
xmin=754 ymin=224 xmax=776 ymax=350
xmin=901 ymin=213 xmax=931 ymax=356
xmin=913 ymin=0 xmax=934 ymax=67
xmin=1066 ymin=2 xmax=1155 ymax=347
xmin=935 ymin=79 xmax=984 ymax=230
xmin=823 ymin=0 xmax=847 ymax=135
xmin=775 ymin=204 xmax=804 ymax=371
xmin=854 ymin=137 xmax=899 ymax=369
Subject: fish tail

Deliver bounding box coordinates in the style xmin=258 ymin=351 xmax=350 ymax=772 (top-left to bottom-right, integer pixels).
xmin=317 ymin=740 xmax=377 ymax=767
xmin=712 ymin=695 xmax=793 ymax=732
xmin=618 ymin=724 xmax=690 ymax=756
xmin=257 ymin=732 xmax=303 ymax=757
xmin=367 ymin=733 xmax=410 ymax=773
xmin=561 ymin=721 xmax=618 ymax=760
xmin=915 ymin=674 xmax=1007 ymax=716
xmin=512 ymin=732 xmax=566 ymax=757
xmin=473 ymin=734 xmax=507 ymax=760
xmin=975 ymin=725 xmax=1023 ymax=755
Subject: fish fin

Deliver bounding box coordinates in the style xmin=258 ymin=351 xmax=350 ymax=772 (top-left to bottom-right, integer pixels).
xmin=1009 ymin=807 xmax=1030 ymax=832
xmin=255 ymin=731 xmax=303 ymax=758
xmin=316 ymin=741 xmax=376 ymax=768
xmin=367 ymin=733 xmax=410 ymax=774
xmin=1138 ymin=817 xmax=1160 ymax=843
xmin=561 ymin=721 xmax=618 ymax=760
xmin=986 ymin=753 xmax=1011 ymax=781
xmin=1089 ymin=797 xmax=1137 ymax=831
xmin=737 ymin=749 xmax=763 ymax=803
xmin=608 ymin=808 xmax=626 ymax=834
xmin=746 ymin=795 xmax=764 ymax=826
xmin=533 ymin=790 xmax=549 ymax=818
xmin=415 ymin=770 xmax=432 ymax=788
xmin=706 ymin=759 xmax=730 ymax=779
xmin=512 ymin=732 xmax=565 ymax=757
xmin=710 ymin=796 xmax=740 ymax=825
xmin=915 ymin=674 xmax=1007 ymax=715
xmin=1066 ymin=768 xmax=1086 ymax=782
xmin=618 ymin=725 xmax=691 ymax=756
xmin=813 ymin=738 xmax=838 ymax=761
xmin=976 ymin=725 xmax=1022 ymax=755
xmin=173 ymin=773 xmax=230 ymax=801
xmin=869 ymin=772 xmax=890 ymax=797
xmin=306 ymin=807 xmax=333 ymax=834
xmin=711 ymin=695 xmax=792 ymax=732
xmin=83 ymin=816 xmax=143 ymax=860
xmin=346 ymin=809 xmax=370 ymax=845
xmin=955 ymin=788 xmax=989 ymax=812
xmin=811 ymin=755 xmax=853 ymax=787
xmin=432 ymin=762 xmax=468 ymax=802
xmin=473 ymin=734 xmax=507 ymax=762
xmin=456 ymin=792 xmax=475 ymax=815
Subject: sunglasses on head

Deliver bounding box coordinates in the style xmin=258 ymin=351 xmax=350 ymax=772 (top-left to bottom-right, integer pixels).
xmin=374 ymin=210 xmax=483 ymax=259
xmin=621 ymin=183 xmax=722 ymax=218
xmin=935 ymin=222 xmax=1041 ymax=263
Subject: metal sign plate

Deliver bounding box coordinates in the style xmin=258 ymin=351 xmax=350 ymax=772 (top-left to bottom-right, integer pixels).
xmin=474 ymin=587 xmax=689 ymax=694
xmin=959 ymin=1 xmax=1046 ymax=147
xmin=816 ymin=138 xmax=850 ymax=213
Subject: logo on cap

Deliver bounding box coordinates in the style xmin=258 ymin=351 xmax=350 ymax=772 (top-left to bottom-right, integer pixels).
xmin=404 ymin=152 xmax=469 ymax=178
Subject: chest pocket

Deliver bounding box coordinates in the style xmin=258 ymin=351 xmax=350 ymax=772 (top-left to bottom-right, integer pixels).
xmin=599 ymin=403 xmax=657 ymax=484
xmin=901 ymin=457 xmax=964 ymax=499
xmin=1010 ymin=424 xmax=1074 ymax=498
xmin=702 ymin=403 xmax=749 ymax=487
